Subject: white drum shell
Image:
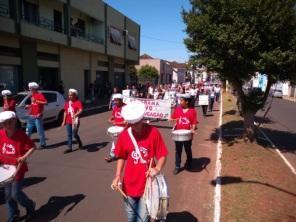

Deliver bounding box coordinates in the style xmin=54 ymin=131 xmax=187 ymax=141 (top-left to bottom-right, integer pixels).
xmin=145 ymin=174 xmax=169 ymax=220
xmin=172 ymin=129 xmax=193 ymax=141
xmin=107 ymin=126 xmax=124 ymax=137
xmin=0 ymin=164 xmax=16 ymax=186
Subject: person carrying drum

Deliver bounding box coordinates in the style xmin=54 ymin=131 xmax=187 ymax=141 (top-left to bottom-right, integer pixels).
xmin=105 ymin=93 xmax=126 ymax=162
xmin=1 ymin=90 xmax=16 ymax=112
xmin=170 ymin=93 xmax=197 ymax=175
xmin=61 ymin=89 xmax=84 ymax=154
xmin=111 ymin=101 xmax=168 ymax=222
xmin=25 ymin=82 xmax=48 ymax=149
xmin=0 ymin=111 xmax=36 ymax=222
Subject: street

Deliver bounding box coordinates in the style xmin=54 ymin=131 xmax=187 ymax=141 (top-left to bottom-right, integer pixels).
xmin=257 ymin=98 xmax=296 ymax=170
xmin=0 ymin=103 xmax=221 ymax=222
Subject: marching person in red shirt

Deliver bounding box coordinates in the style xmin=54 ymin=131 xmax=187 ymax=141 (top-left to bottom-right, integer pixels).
xmin=61 ymin=89 xmax=83 ymax=154
xmin=0 ymin=111 xmax=36 ymax=222
xmin=25 ymin=82 xmax=48 ymax=149
xmin=105 ymin=93 xmax=126 ymax=162
xmin=111 ymin=101 xmax=168 ymax=222
xmin=1 ymin=90 xmax=16 ymax=112
xmin=170 ymin=93 xmax=197 ymax=174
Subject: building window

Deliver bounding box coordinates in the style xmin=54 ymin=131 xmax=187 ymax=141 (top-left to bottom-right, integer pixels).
xmin=109 ymin=27 xmax=122 ymax=45
xmin=128 ymin=35 xmax=137 ymax=50
xmin=23 ymin=0 xmax=38 ymax=25
xmin=0 ymin=0 xmax=10 ymax=17
xmin=0 ymin=66 xmax=19 ymax=93
xmin=0 ymin=46 xmax=20 ymax=57
xmin=97 ymin=61 xmax=109 ymax=67
xmin=53 ymin=10 xmax=62 ymax=33
xmin=37 ymin=52 xmax=59 ymax=61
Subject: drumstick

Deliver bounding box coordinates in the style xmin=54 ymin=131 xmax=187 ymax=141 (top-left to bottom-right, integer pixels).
xmin=143 ymin=158 xmax=153 ymax=198
xmin=117 ymin=186 xmax=127 ymax=199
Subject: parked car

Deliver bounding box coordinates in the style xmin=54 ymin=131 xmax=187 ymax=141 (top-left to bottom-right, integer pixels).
xmin=272 ymin=89 xmax=283 ymax=98
xmin=0 ymin=90 xmax=65 ymax=125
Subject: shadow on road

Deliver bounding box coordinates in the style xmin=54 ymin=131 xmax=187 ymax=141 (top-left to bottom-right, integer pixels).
xmin=167 ymin=211 xmax=198 ymax=222
xmin=0 ymin=177 xmax=46 ymax=205
xmin=210 ymin=176 xmax=296 ymax=197
xmin=259 ymin=128 xmax=296 ymax=154
xmin=46 ymin=141 xmax=68 ymax=149
xmin=188 ymin=157 xmax=210 ymax=173
xmin=84 ymin=142 xmax=109 ymax=152
xmin=31 ymin=194 xmax=85 ymax=222
xmin=223 ymin=109 xmax=237 ymax=116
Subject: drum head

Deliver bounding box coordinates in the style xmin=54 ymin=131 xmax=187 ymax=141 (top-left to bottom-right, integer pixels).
xmin=0 ymin=164 xmax=16 ymax=183
xmin=107 ymin=126 xmax=124 ymax=134
xmin=172 ymin=129 xmax=192 ymax=135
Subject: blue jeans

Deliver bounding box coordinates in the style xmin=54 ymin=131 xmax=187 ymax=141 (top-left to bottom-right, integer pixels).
xmin=66 ymin=123 xmax=82 ymax=149
xmin=124 ymin=196 xmax=149 ymax=222
xmin=26 ymin=116 xmax=46 ymax=146
xmin=5 ymin=179 xmax=35 ymax=222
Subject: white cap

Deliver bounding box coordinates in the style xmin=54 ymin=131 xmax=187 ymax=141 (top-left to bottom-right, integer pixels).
xmin=177 ymin=93 xmax=191 ymax=99
xmin=121 ymin=101 xmax=146 ymax=124
xmin=0 ymin=111 xmax=16 ymax=123
xmin=69 ymin=88 xmax=78 ymax=95
xmin=113 ymin=93 xmax=123 ymax=99
xmin=28 ymin=82 xmax=39 ymax=89
xmin=1 ymin=90 xmax=12 ymax=96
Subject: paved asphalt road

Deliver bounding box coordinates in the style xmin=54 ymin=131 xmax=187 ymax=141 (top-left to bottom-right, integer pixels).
xmin=257 ymin=97 xmax=296 ymax=169
xmin=0 ymin=103 xmax=221 ymax=222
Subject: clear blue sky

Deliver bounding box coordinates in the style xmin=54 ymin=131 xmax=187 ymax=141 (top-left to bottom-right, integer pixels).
xmin=104 ymin=0 xmax=191 ymax=63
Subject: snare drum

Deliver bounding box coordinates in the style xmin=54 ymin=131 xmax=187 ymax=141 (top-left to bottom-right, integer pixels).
xmin=0 ymin=164 xmax=17 ymax=187
xmin=144 ymin=174 xmax=169 ymax=220
xmin=172 ymin=129 xmax=193 ymax=141
xmin=107 ymin=126 xmax=124 ymax=137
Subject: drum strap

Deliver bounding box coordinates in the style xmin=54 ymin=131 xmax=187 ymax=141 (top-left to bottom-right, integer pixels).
xmin=127 ymin=127 xmax=147 ymax=164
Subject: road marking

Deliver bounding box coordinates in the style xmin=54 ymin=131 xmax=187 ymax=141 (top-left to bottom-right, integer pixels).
xmin=258 ymin=128 xmax=296 ymax=176
xmin=214 ymin=95 xmax=223 ymax=222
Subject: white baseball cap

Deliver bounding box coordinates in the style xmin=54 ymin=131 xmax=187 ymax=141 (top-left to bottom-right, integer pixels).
xmin=69 ymin=88 xmax=78 ymax=95
xmin=121 ymin=101 xmax=146 ymax=124
xmin=1 ymin=90 xmax=12 ymax=96
xmin=0 ymin=111 xmax=16 ymax=123
xmin=28 ymin=82 xmax=39 ymax=89
xmin=113 ymin=93 xmax=123 ymax=99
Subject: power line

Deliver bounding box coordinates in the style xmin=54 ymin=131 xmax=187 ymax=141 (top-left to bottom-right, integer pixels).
xmin=141 ymin=35 xmax=185 ymax=45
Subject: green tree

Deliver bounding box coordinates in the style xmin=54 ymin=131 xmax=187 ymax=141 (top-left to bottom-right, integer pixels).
xmin=183 ymin=0 xmax=296 ymax=141
xmin=137 ymin=65 xmax=159 ymax=83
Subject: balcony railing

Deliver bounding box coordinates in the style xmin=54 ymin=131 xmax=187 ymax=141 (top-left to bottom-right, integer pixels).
xmin=70 ymin=26 xmax=104 ymax=45
xmin=0 ymin=3 xmax=10 ymax=17
xmin=22 ymin=14 xmax=64 ymax=33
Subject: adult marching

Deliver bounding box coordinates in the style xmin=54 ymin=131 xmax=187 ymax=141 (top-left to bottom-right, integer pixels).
xmin=111 ymin=101 xmax=168 ymax=222
xmin=105 ymin=93 xmax=126 ymax=162
xmin=25 ymin=82 xmax=47 ymax=149
xmin=1 ymin=90 xmax=16 ymax=112
xmin=0 ymin=111 xmax=36 ymax=222
xmin=170 ymin=94 xmax=197 ymax=175
xmin=61 ymin=89 xmax=84 ymax=153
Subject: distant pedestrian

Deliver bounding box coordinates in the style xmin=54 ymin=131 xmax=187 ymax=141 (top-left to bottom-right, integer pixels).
xmin=109 ymin=87 xmax=120 ymax=110
xmin=61 ymin=89 xmax=84 ymax=153
xmin=214 ymin=84 xmax=221 ymax=102
xmin=25 ymin=82 xmax=47 ymax=149
xmin=1 ymin=90 xmax=16 ymax=112
xmin=57 ymin=81 xmax=65 ymax=96
xmin=209 ymin=89 xmax=215 ymax=112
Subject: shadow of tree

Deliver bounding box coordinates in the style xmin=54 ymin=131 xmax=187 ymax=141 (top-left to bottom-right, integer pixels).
xmin=31 ymin=194 xmax=85 ymax=222
xmin=223 ymin=109 xmax=237 ymax=116
xmin=188 ymin=157 xmax=210 ymax=173
xmin=211 ymin=176 xmax=296 ymax=197
xmin=0 ymin=177 xmax=46 ymax=205
xmin=258 ymin=128 xmax=296 ymax=153
xmin=167 ymin=211 xmax=198 ymax=222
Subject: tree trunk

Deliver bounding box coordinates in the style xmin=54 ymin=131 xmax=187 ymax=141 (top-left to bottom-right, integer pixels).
xmin=243 ymin=111 xmax=256 ymax=142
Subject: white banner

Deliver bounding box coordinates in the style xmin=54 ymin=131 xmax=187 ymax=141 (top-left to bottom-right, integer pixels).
xmin=198 ymin=95 xmax=209 ymax=106
xmin=123 ymin=97 xmax=171 ymax=119
xmin=122 ymin=89 xmax=131 ymax=97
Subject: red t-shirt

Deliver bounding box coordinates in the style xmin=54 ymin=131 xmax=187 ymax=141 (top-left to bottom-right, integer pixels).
xmin=64 ymin=100 xmax=83 ymax=124
xmin=0 ymin=129 xmax=35 ymax=180
xmin=29 ymin=92 xmax=47 ymax=116
xmin=114 ymin=124 xmax=168 ymax=197
xmin=171 ymin=106 xmax=197 ymax=130
xmin=112 ymin=104 xmax=125 ymax=126
xmin=3 ymin=98 xmax=16 ymax=112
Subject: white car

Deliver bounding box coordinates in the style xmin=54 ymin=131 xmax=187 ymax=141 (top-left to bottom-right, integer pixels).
xmin=272 ymin=89 xmax=283 ymax=98
xmin=1 ymin=90 xmax=65 ymax=125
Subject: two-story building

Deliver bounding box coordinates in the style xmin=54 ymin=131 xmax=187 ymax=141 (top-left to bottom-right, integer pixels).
xmin=0 ymin=0 xmax=140 ymax=101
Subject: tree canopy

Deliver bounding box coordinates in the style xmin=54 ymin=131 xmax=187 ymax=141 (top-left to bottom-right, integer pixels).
xmin=183 ymin=0 xmax=296 ymax=140
xmin=137 ymin=65 xmax=159 ymax=83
